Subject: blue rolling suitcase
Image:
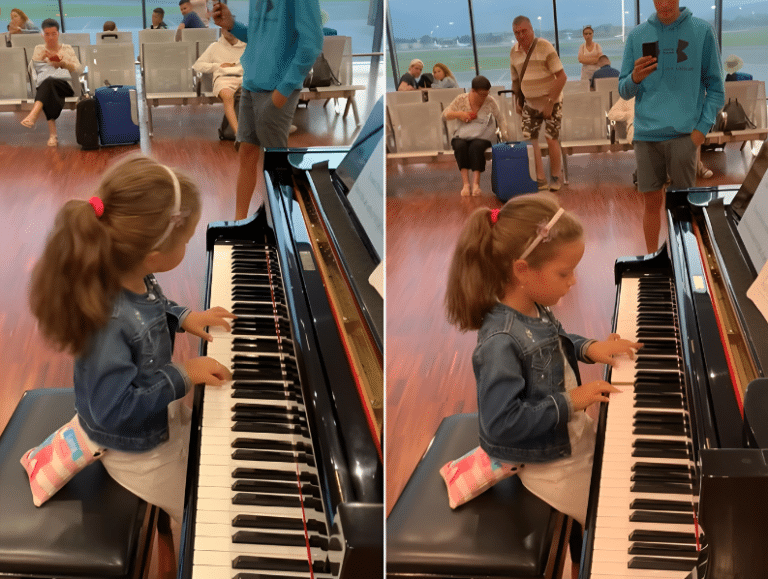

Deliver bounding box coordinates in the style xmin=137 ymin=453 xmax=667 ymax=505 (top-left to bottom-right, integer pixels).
xmin=94 ymin=85 xmax=140 ymax=146
xmin=491 ymin=141 xmax=539 ymax=201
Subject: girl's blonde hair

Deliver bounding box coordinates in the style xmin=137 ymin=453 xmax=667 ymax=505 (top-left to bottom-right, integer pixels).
xmin=11 ymin=8 xmax=29 ymax=22
xmin=445 ymin=193 xmax=583 ymax=332
xmin=29 ymin=154 xmax=201 ymax=356
xmin=433 ymin=62 xmax=456 ymax=80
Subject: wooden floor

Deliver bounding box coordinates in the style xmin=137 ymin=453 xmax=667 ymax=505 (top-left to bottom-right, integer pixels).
xmin=0 ymin=61 xmax=381 ymax=577
xmin=385 ymin=143 xmax=758 ymax=520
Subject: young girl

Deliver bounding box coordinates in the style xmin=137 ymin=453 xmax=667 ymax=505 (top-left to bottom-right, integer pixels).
xmin=29 ymin=154 xmax=234 ymax=524
xmin=444 ymin=194 xmax=639 ymax=545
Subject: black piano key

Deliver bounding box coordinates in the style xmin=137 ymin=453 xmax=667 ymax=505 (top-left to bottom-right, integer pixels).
xmin=232 ymin=340 xmax=283 ymax=354
xmin=231 ymin=410 xmax=306 ymax=426
xmin=629 ymin=529 xmax=699 ymax=543
xmin=232 ymin=479 xmax=322 ymax=499
xmin=630 ymin=498 xmax=695 ymax=511
xmin=628 ymin=556 xmax=698 ymax=571
xmin=231 ymin=390 xmax=299 ymax=402
xmin=631 ymin=481 xmax=693 ymax=494
xmin=633 ymin=448 xmax=691 ymax=459
xmin=231 ymin=449 xmax=313 ymax=465
xmin=232 ymin=467 xmax=318 ymax=485
xmin=633 ymin=423 xmax=687 ymax=436
xmin=232 ymin=530 xmax=328 ymax=550
xmin=232 ymin=492 xmax=311 ymax=509
xmin=631 ymin=472 xmax=693 ymax=483
xmin=633 ymin=438 xmax=689 ymax=451
xmin=231 ymin=438 xmax=312 ymax=454
xmin=232 ymin=556 xmax=329 ymax=574
xmin=628 ymin=543 xmax=699 ymax=556
xmin=232 ymin=513 xmax=327 ymax=534
xmin=629 ymin=510 xmax=696 ymax=524
xmin=634 ymin=395 xmax=684 ymax=409
xmin=634 ymin=410 xmax=687 ymax=424
xmin=232 ymin=422 xmax=308 ymax=436
xmin=232 ymin=381 xmax=300 ymax=393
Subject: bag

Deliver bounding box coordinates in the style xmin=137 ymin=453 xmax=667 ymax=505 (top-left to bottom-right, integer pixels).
xmin=454 ymin=112 xmax=497 ymax=143
xmin=218 ymin=86 xmax=242 ymax=141
xmin=303 ymin=53 xmax=339 ymax=89
xmin=94 ymin=84 xmax=140 ymax=146
xmin=75 ymin=94 xmax=100 ymax=150
xmin=514 ymin=38 xmax=538 ymax=110
xmin=33 ymin=60 xmax=71 ymax=86
xmin=715 ymin=98 xmax=756 ymax=132
xmin=491 ymin=141 xmax=539 ymax=200
xmin=439 ymin=446 xmax=520 ymax=509
xmin=20 ymin=414 xmax=106 ymax=506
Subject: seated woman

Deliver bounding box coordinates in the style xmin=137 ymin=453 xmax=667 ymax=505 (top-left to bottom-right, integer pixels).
xmin=398 ymin=59 xmax=429 ymax=91
xmin=8 ymin=7 xmax=39 ymax=34
xmin=192 ymin=28 xmax=246 ymax=136
xmin=20 ymin=18 xmax=82 ymax=147
xmin=431 ymin=62 xmax=458 ymax=89
xmin=442 ymin=75 xmax=508 ymax=196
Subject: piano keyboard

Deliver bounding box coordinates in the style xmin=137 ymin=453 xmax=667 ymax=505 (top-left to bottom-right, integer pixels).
xmin=192 ymin=242 xmax=334 ymax=579
xmin=590 ymin=273 xmax=702 ymax=578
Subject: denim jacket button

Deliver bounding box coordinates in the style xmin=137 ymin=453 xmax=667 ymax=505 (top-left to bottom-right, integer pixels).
xmin=147 ymin=293 xmax=156 ymax=301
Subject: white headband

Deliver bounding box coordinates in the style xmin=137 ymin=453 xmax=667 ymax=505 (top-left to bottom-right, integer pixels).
xmin=151 ymin=165 xmax=182 ymax=250
xmin=519 ymin=208 xmax=565 ymax=261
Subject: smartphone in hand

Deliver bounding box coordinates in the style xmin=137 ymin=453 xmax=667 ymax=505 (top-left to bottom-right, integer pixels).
xmin=642 ymin=42 xmax=658 ymax=58
xmin=48 ymin=54 xmax=61 ymax=62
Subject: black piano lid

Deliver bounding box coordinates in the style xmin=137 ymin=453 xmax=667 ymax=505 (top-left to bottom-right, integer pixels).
xmin=744 ymin=378 xmax=768 ymax=448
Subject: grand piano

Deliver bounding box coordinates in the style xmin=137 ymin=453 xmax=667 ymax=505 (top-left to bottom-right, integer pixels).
xmin=580 ymin=142 xmax=768 ymax=579
xmin=178 ymin=99 xmax=385 ymax=579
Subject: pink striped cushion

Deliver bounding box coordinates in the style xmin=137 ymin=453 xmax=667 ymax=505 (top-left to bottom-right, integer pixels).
xmin=19 ymin=415 xmax=105 ymax=507
xmin=439 ymin=445 xmax=520 ymax=509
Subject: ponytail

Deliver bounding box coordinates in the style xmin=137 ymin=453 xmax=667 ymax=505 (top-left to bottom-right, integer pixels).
xmin=30 ymin=200 xmax=122 ymax=356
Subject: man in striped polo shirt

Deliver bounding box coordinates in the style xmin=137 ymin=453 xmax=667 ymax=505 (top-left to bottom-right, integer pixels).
xmin=510 ymin=15 xmax=567 ymax=191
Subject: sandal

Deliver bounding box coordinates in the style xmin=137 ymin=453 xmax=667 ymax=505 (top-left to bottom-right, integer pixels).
xmin=472 ymin=186 xmax=482 ymax=196
xmin=47 ymin=136 xmax=58 ymax=147
xmin=460 ymin=185 xmax=470 ymax=197
xmin=21 ymin=117 xmax=35 ymax=128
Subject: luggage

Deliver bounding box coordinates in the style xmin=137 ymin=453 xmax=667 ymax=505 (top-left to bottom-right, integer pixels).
xmin=218 ymin=87 xmax=242 ymax=141
xmin=94 ymin=85 xmax=140 ymax=146
xmin=75 ymin=94 xmax=100 ymax=150
xmin=491 ymin=141 xmax=539 ymax=201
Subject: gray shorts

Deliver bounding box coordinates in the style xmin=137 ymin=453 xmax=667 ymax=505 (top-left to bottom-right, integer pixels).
xmin=237 ymin=88 xmax=301 ymax=147
xmin=634 ymin=136 xmax=697 ymax=193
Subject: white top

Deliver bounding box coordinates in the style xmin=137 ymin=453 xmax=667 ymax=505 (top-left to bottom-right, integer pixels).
xmin=192 ymin=36 xmax=246 ymax=83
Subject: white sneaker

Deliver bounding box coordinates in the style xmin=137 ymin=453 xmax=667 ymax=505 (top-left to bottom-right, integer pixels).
xmin=289 ymin=125 xmax=298 ymax=134
xmin=698 ymin=162 xmax=713 ymax=179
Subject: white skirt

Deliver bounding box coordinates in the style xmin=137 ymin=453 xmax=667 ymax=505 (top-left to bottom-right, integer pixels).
xmin=99 ymin=398 xmax=192 ymax=523
xmin=516 ymin=410 xmax=596 ymax=526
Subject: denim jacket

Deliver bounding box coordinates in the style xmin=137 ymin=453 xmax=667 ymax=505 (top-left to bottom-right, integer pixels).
xmin=75 ymin=275 xmax=192 ymax=452
xmin=473 ymin=302 xmax=596 ymax=463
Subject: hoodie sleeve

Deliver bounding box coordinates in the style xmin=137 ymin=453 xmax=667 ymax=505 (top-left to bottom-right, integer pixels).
xmin=696 ymin=26 xmax=725 ymax=135
xmin=276 ymin=0 xmax=323 ymax=98
xmin=618 ymin=36 xmax=641 ymax=100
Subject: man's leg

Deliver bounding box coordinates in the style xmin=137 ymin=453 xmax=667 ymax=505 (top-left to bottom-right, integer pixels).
xmin=530 ymin=140 xmax=546 ymax=181
xmin=546 ymin=137 xmax=562 ymax=180
xmin=235 ymin=142 xmax=261 ymax=220
xmin=521 ymin=106 xmax=547 ymax=185
xmin=643 ymin=188 xmax=664 ymax=254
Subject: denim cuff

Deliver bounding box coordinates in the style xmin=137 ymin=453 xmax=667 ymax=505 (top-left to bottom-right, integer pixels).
xmin=580 ymin=339 xmax=597 ymax=363
xmin=563 ymin=391 xmax=576 ymax=419
xmin=165 ymin=363 xmax=192 ymax=396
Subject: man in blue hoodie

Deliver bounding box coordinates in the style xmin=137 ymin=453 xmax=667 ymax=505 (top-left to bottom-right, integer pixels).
xmin=213 ymin=0 xmax=323 ymax=220
xmin=619 ymin=0 xmax=723 ymax=253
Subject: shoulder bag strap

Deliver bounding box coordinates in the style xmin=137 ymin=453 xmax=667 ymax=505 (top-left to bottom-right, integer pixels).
xmin=515 ymin=38 xmax=538 ymax=107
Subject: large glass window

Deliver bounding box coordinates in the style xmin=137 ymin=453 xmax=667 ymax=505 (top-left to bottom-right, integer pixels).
xmin=722 ymin=0 xmax=768 ymax=86
xmin=387 ymin=0 xmax=475 ymax=91
xmin=556 ymin=0 xmax=637 ymax=80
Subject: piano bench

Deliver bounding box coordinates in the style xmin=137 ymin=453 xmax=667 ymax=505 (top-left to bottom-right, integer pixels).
xmin=0 ymin=388 xmax=156 ymax=579
xmin=387 ymin=413 xmax=571 ymax=579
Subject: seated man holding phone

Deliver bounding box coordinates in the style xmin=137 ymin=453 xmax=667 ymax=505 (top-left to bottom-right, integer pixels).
xmin=618 ymin=0 xmax=724 ymax=254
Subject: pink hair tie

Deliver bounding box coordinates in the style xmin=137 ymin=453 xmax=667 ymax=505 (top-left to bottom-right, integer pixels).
xmin=89 ymin=196 xmax=104 ymax=218
xmin=490 ymin=208 xmax=501 ymax=224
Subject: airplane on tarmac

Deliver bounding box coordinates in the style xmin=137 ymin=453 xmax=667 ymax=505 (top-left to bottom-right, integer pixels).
xmin=455 ymin=38 xmax=468 ymax=47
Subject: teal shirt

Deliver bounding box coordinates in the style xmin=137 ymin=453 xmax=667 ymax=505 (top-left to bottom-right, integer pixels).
xmin=618 ymin=7 xmax=724 ymax=141
xmin=230 ymin=0 xmax=323 ymax=98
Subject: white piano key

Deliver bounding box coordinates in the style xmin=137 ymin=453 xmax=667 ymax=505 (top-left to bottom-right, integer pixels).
xmin=192 ymin=565 xmax=332 ymax=579
xmin=196 ymin=497 xmax=323 ymax=520
xmin=589 ymin=558 xmax=693 ymax=578
xmin=194 ymin=536 xmax=326 ymax=560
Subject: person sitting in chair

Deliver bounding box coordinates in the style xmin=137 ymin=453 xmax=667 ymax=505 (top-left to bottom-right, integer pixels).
xmin=193 ymin=27 xmax=246 ymax=136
